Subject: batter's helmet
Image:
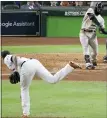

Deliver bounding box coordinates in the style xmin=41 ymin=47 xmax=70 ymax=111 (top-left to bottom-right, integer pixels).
xmin=95 ymin=2 xmax=104 ymax=14
xmin=1 ymin=50 xmax=10 ymax=59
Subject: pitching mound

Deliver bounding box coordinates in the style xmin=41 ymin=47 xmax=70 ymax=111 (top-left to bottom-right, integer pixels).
xmin=2 ymin=53 xmax=107 ymax=81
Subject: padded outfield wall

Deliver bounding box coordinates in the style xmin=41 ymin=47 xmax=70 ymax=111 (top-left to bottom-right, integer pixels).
xmin=47 ymin=16 xmax=107 ymax=37
xmin=1 ymin=6 xmax=107 ymax=37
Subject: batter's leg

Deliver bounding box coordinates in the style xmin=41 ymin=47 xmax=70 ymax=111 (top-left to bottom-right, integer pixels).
xmin=89 ymin=36 xmax=98 ymax=66
xmin=80 ymin=33 xmax=93 ymax=68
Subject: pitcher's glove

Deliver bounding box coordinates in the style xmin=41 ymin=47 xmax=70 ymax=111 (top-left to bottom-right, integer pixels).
xmin=9 ymin=71 xmax=20 ymax=84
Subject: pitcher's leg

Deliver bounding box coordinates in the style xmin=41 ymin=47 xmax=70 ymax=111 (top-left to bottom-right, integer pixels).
xmin=52 ymin=64 xmax=74 ymax=82
xmin=36 ymin=61 xmax=76 ymax=84
xmin=20 ymin=73 xmax=34 ymax=116
xmin=52 ymin=62 xmax=81 ymax=82
xmin=21 ymin=85 xmax=30 ymax=116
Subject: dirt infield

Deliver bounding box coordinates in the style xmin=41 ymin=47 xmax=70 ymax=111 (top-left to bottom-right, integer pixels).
xmin=1 ymin=37 xmax=107 ymax=81
xmin=2 ymin=37 xmax=106 ymax=46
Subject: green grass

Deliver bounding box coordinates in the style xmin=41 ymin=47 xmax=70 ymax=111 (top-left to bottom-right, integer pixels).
xmin=2 ymin=44 xmax=106 ymax=53
xmin=2 ymin=44 xmax=107 ymax=118
xmin=2 ymin=80 xmax=106 ymax=118
xmin=47 ymin=16 xmax=107 ymax=37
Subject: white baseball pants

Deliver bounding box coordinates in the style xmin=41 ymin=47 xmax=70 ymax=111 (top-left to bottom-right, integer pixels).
xmin=20 ymin=59 xmax=74 ymax=115
xmin=79 ymin=32 xmax=98 ymax=61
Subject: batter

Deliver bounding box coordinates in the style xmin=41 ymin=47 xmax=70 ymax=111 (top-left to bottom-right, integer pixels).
xmin=79 ymin=2 xmax=106 ymax=69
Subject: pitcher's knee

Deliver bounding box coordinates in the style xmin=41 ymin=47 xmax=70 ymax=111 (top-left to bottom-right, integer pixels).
xmin=21 ymin=86 xmax=29 ymax=91
xmin=47 ymin=77 xmax=58 ymax=84
xmin=48 ymin=80 xmax=57 ymax=84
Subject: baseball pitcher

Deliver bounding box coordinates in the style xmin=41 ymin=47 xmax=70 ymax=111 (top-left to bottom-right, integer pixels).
xmin=79 ymin=2 xmax=107 ymax=69
xmin=1 ymin=50 xmax=81 ymax=118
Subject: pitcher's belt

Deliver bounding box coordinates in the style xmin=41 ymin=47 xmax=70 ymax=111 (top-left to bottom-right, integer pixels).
xmin=81 ymin=29 xmax=96 ymax=32
xmin=21 ymin=61 xmax=26 ymax=67
xmin=21 ymin=58 xmax=32 ymax=67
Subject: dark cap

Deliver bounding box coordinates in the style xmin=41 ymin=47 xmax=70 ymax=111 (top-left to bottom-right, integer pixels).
xmin=95 ymin=2 xmax=104 ymax=15
xmin=1 ymin=50 xmax=10 ymax=59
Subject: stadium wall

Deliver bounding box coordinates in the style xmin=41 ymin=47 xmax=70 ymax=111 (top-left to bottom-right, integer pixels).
xmin=1 ymin=6 xmax=107 ymax=37
xmin=46 ymin=16 xmax=107 ymax=37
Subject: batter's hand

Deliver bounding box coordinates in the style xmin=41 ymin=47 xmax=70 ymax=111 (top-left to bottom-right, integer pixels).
xmin=99 ymin=27 xmax=107 ymax=35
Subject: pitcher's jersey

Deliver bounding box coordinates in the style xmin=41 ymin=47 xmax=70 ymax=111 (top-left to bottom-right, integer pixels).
xmin=4 ymin=55 xmax=29 ymax=71
xmin=81 ymin=8 xmax=105 ymax=31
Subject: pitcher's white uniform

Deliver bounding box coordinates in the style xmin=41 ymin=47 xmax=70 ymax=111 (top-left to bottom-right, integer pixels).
xmin=4 ymin=54 xmax=74 ymax=116
xmin=79 ymin=8 xmax=105 ymax=67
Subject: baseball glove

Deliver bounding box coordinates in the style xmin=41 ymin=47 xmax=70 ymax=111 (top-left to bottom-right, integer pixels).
xmin=9 ymin=71 xmax=20 ymax=84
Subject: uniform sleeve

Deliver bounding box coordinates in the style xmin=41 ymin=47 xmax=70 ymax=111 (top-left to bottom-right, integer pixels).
xmin=97 ymin=15 xmax=105 ymax=28
xmin=100 ymin=18 xmax=105 ymax=28
xmin=4 ymin=55 xmax=16 ymax=71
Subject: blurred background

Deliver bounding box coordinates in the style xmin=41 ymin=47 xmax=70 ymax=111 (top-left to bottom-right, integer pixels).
xmin=1 ymin=1 xmax=107 ymax=37
xmin=1 ymin=1 xmax=92 ymax=9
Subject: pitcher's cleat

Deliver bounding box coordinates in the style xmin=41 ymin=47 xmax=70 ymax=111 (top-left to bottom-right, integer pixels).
xmin=69 ymin=61 xmax=82 ymax=69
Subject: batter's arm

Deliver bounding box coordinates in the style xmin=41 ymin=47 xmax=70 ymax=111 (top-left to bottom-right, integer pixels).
xmin=99 ymin=28 xmax=107 ymax=34
xmin=87 ymin=13 xmax=101 ymax=27
xmin=87 ymin=13 xmax=107 ymax=34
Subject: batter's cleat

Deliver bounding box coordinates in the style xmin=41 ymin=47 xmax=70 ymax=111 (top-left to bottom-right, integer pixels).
xmin=86 ymin=63 xmax=95 ymax=70
xmin=92 ymin=61 xmax=97 ymax=66
xmin=103 ymin=55 xmax=107 ymax=63
xmin=86 ymin=65 xmax=95 ymax=70
xmin=69 ymin=61 xmax=82 ymax=69
xmin=21 ymin=115 xmax=29 ymax=118
xmin=103 ymin=59 xmax=107 ymax=63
